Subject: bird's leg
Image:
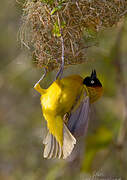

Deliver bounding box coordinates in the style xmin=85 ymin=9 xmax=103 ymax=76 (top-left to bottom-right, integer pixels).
xmin=55 ymin=58 xmax=64 ymax=80
xmin=34 ymin=67 xmax=47 ymax=94
xmin=55 ymin=32 xmax=64 ymax=80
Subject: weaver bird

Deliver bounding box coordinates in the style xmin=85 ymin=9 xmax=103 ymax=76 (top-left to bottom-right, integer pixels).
xmin=34 ymin=65 xmax=103 ymax=159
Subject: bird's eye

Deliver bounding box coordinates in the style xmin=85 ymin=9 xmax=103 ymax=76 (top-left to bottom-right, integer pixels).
xmin=91 ymin=80 xmax=94 ymax=84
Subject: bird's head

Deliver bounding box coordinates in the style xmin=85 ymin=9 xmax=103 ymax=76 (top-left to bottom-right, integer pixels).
xmin=83 ymin=70 xmax=103 ymax=103
xmin=83 ymin=69 xmax=102 ymax=87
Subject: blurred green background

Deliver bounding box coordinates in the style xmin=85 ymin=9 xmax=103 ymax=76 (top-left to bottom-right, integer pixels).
xmin=0 ymin=1 xmax=127 ymax=180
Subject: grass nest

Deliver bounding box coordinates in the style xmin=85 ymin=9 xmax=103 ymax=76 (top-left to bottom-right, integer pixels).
xmin=20 ymin=0 xmax=127 ymax=72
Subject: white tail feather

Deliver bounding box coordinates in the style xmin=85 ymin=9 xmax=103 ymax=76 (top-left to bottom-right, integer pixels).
xmin=43 ymin=132 xmax=52 ymax=158
xmin=43 ymin=124 xmax=76 ymax=159
xmin=63 ymin=124 xmax=76 ymax=159
xmin=47 ymin=135 xmax=54 ymax=159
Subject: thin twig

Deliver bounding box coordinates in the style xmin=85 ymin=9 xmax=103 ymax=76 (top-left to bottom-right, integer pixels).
xmin=19 ymin=24 xmax=30 ymax=50
xmin=70 ymin=39 xmax=75 ymax=57
xmin=76 ymin=1 xmax=83 ymax=17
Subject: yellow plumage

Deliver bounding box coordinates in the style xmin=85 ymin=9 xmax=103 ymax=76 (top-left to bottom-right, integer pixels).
xmin=34 ymin=71 xmax=103 ymax=159
xmin=35 ymin=75 xmax=87 ymax=146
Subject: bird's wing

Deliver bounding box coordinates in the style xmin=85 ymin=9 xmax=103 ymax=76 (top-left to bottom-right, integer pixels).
xmin=67 ymin=90 xmax=90 ymax=137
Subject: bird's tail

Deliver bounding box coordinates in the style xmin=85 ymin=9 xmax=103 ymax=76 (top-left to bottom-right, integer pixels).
xmin=43 ymin=124 xmax=76 ymax=159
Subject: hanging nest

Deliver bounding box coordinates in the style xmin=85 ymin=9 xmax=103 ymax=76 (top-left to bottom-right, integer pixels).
xmin=20 ymin=0 xmax=127 ymax=72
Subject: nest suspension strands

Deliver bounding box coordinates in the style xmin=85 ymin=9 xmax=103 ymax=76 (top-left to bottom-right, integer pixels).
xmin=20 ymin=0 xmax=127 ymax=72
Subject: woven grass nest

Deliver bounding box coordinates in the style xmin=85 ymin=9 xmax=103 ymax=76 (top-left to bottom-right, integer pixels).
xmin=20 ymin=0 xmax=127 ymax=72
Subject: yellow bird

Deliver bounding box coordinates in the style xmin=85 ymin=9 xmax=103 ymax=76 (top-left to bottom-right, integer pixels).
xmin=34 ymin=69 xmax=103 ymax=159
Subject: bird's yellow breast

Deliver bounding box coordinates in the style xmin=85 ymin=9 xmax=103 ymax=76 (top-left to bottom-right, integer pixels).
xmin=41 ymin=75 xmax=84 ymax=116
xmin=41 ymin=81 xmax=61 ymax=112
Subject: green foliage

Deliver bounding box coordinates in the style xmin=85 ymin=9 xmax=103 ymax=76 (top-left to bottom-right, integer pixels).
xmin=52 ymin=22 xmax=61 ymax=37
xmin=52 ymin=21 xmax=66 ymax=37
xmin=51 ymin=5 xmax=63 ymax=15
xmin=50 ymin=1 xmax=65 ymax=15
